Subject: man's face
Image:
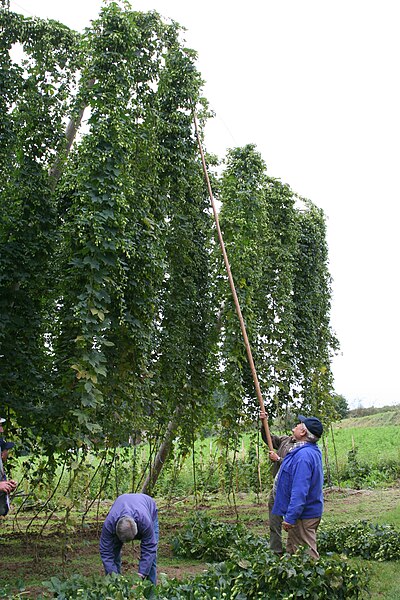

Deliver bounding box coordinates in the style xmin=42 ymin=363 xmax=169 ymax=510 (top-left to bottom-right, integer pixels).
xmin=1 ymin=449 xmax=8 ymax=462
xmin=0 ymin=423 xmax=4 ymax=434
xmin=292 ymin=422 xmax=306 ymax=440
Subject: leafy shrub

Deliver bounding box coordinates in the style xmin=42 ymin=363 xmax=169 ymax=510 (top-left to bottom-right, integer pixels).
xmin=318 ymin=520 xmax=400 ymax=560
xmin=0 ymin=582 xmax=28 ymax=600
xmin=42 ymin=549 xmax=368 ymax=599
xmin=201 ymin=548 xmax=368 ymax=599
xmin=374 ymin=459 xmax=400 ymax=482
xmin=168 ymin=514 xmax=368 ymax=599
xmin=171 ymin=512 xmax=268 ymax=561
xmin=42 ymin=572 xmax=143 ymax=599
xmin=344 ymin=448 xmax=371 ymax=489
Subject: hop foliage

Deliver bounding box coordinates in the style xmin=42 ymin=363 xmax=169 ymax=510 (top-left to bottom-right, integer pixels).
xmin=169 ymin=514 xmax=368 ymax=598
xmin=0 ymin=1 xmax=214 ymax=461
xmin=171 ymin=512 xmax=268 ymax=561
xmin=38 ymin=545 xmax=368 ymax=600
xmin=43 ymin=573 xmax=140 ymax=599
xmin=318 ymin=520 xmax=400 ymax=561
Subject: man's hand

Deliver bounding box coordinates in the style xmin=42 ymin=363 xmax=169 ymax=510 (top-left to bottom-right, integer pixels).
xmin=282 ymin=521 xmax=295 ymax=532
xmin=259 ymin=410 xmax=268 ymax=421
xmin=0 ymin=481 xmax=12 ymax=493
xmin=269 ymin=451 xmax=280 ymax=462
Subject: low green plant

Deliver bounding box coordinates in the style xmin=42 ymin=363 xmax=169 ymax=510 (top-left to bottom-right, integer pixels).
xmin=42 ymin=573 xmax=145 ymax=599
xmin=344 ymin=448 xmax=371 ymax=489
xmin=214 ymin=548 xmax=368 ymax=599
xmin=318 ymin=520 xmax=400 ymax=560
xmin=171 ymin=512 xmax=268 ymax=561
xmin=42 ymin=549 xmax=368 ymax=599
xmin=169 ymin=514 xmax=369 ymax=599
xmin=0 ymin=581 xmax=28 ymax=600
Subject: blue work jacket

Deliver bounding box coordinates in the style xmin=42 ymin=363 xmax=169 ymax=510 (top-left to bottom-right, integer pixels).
xmin=272 ymin=443 xmax=323 ymax=525
xmin=100 ymin=493 xmax=158 ymax=577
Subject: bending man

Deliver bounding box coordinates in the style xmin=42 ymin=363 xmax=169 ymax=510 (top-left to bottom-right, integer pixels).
xmin=100 ymin=493 xmax=158 ymax=583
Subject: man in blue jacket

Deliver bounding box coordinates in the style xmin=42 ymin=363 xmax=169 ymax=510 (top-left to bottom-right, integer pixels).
xmin=100 ymin=493 xmax=158 ymax=583
xmin=272 ymin=415 xmax=324 ymax=559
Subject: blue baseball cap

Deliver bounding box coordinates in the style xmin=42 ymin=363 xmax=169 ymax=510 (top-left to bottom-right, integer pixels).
xmin=298 ymin=415 xmax=323 ymax=438
xmin=0 ymin=438 xmax=15 ymax=451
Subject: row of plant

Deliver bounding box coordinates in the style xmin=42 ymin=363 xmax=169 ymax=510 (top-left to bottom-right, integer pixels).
xmin=172 ymin=513 xmax=400 ymax=563
xmin=42 ymin=550 xmax=368 ymax=600
xmin=4 ymin=510 xmax=400 ymax=598
xmin=318 ymin=520 xmax=400 ymax=561
xmin=0 ymin=546 xmax=369 ymax=599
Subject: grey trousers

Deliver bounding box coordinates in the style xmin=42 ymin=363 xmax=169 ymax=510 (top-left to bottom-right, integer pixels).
xmin=268 ymin=491 xmax=283 ymax=554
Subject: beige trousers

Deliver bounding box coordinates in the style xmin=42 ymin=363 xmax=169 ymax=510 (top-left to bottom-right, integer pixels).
xmin=286 ymin=517 xmax=321 ymax=559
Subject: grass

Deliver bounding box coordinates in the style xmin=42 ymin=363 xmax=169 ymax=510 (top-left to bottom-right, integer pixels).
xmin=367 ymin=561 xmax=400 ymax=600
xmin=340 ymin=409 xmax=400 ymax=428
xmin=326 ymin=424 xmax=400 ymax=466
xmin=322 ymin=486 xmax=400 ymax=527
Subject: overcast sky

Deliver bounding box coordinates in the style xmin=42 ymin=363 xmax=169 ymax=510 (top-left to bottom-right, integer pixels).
xmin=9 ymin=0 xmax=400 ymax=408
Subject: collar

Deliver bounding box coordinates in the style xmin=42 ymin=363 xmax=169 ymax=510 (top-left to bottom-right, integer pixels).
xmin=291 ymin=440 xmax=308 ymax=450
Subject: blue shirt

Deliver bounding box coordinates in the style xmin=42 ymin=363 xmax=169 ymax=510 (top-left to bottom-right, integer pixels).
xmin=100 ymin=493 xmax=158 ymax=576
xmin=272 ymin=443 xmax=323 ymax=524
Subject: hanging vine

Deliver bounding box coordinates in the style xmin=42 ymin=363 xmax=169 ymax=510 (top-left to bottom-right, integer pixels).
xmin=1 ymin=1 xmax=339 ymax=514
xmin=215 ymin=144 xmax=337 ymax=447
xmin=292 ymin=198 xmax=339 ymax=418
xmin=0 ymin=7 xmax=80 ymax=442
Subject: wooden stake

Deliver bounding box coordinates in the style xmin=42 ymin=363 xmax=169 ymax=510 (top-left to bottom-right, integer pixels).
xmin=193 ymin=113 xmax=273 ymax=451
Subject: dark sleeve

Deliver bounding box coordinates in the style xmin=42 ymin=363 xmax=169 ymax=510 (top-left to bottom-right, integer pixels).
xmin=260 ymin=426 xmax=282 ymax=450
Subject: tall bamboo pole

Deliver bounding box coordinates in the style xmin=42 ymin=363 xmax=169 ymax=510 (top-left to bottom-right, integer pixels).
xmin=193 ymin=114 xmax=273 ymax=451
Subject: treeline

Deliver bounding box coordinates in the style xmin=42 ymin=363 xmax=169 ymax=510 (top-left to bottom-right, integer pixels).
xmin=348 ymin=404 xmax=400 ymax=418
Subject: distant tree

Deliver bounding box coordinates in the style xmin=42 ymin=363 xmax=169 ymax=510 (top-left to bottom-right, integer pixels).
xmin=348 ymin=404 xmax=400 ymax=418
xmin=332 ymin=393 xmax=350 ymax=420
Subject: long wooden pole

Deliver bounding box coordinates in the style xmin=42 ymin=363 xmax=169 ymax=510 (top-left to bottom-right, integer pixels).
xmin=193 ymin=114 xmax=273 ymax=451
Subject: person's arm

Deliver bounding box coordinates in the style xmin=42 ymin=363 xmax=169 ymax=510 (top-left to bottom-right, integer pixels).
xmin=99 ymin=523 xmax=122 ymax=575
xmin=137 ymin=517 xmax=157 ymax=578
xmin=269 ymin=450 xmax=282 ymax=463
xmin=259 ymin=411 xmax=281 ymax=449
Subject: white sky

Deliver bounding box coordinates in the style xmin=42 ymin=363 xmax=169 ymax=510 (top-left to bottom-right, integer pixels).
xmin=9 ymin=0 xmax=400 ymax=409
